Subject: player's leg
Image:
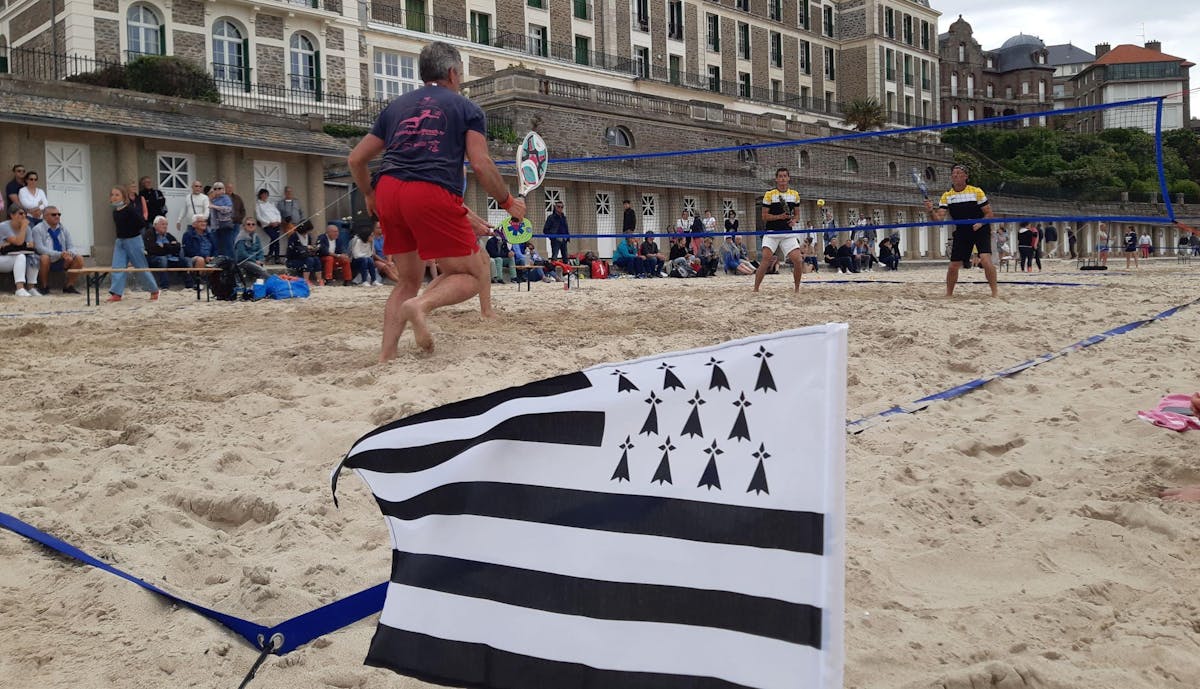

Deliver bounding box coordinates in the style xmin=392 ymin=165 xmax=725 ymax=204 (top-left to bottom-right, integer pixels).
xmin=381 ymin=251 xmax=422 ymax=361
xmin=947 ymin=229 xmax=971 ymax=297
xmin=753 ymin=238 xmax=777 ymax=292
xmin=978 ymin=253 xmax=998 ymax=297
xmin=476 ymin=246 xmax=496 ymax=318
xmin=785 ymin=246 xmax=804 ymax=291
xmin=400 ymin=253 xmax=484 ymax=351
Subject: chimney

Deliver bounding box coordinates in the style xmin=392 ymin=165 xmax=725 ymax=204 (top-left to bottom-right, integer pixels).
xmin=1145 ymin=40 xmax=1162 ymax=53
xmin=1095 ymin=43 xmax=1110 ymax=58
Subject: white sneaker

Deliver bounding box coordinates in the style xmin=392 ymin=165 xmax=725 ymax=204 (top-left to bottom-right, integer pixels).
xmin=29 ymin=287 xmax=43 ymax=296
xmin=371 ymin=280 xmax=382 ymax=287
xmin=15 ymin=288 xmax=31 ymax=297
xmin=359 ymin=281 xmax=371 ymax=287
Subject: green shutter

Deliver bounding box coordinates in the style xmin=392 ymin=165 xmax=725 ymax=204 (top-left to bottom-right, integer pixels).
xmin=0 ymin=55 xmax=8 ymax=74
xmin=314 ymin=49 xmax=323 ymax=101
xmin=241 ymin=38 xmax=251 ymax=92
xmin=159 ymin=26 xmax=167 ymax=55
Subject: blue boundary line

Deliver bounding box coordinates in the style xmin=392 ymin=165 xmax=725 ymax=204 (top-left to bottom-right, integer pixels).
xmin=846 ymin=294 xmax=1200 ymax=432
xmin=2 ymin=287 xmax=1196 ymax=657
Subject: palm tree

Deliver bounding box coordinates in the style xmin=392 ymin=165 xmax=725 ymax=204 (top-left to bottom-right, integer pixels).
xmin=842 ymin=98 xmax=887 ymax=132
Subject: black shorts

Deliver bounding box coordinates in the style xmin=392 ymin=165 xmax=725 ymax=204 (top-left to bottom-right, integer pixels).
xmin=950 ymin=225 xmax=991 ymax=263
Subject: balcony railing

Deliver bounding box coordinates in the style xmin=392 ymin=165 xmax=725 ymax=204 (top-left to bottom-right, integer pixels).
xmin=2 ymin=45 xmax=385 ymax=127
xmin=366 ymin=4 xmax=850 ymax=120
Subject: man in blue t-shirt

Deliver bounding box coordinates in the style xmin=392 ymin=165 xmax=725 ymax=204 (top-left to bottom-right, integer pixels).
xmin=349 ymin=42 xmax=526 ymax=359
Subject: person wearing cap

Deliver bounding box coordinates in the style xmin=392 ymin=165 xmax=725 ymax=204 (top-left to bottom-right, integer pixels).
xmin=348 ymin=40 xmax=525 ymax=358
xmin=31 ymin=205 xmax=84 ymax=293
xmin=923 ymin=163 xmax=998 ymax=297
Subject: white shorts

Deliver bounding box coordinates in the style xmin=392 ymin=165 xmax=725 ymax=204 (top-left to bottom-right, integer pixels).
xmin=761 ymin=234 xmax=801 ymax=257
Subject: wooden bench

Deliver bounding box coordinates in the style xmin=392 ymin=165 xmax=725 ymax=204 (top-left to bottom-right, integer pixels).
xmin=513 ymin=264 xmax=582 ymax=291
xmin=68 ymin=267 xmax=218 ymax=305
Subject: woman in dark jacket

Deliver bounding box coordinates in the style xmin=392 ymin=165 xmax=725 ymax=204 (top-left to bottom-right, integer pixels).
xmin=107 ymin=185 xmax=160 ymax=302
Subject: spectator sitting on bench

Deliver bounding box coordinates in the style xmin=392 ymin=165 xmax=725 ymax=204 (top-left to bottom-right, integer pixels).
xmin=143 ymin=215 xmax=188 ymax=289
xmin=235 ymin=217 xmax=269 ymax=282
xmin=697 ymin=236 xmax=720 ymax=277
xmin=512 ymin=241 xmax=549 ymax=282
xmin=31 ymin=205 xmax=84 ymax=294
xmin=371 ymin=222 xmax=399 ymax=285
xmin=824 ymin=237 xmax=839 ymax=270
xmin=485 ymin=227 xmax=516 ymax=284
xmin=721 ymin=235 xmax=755 ymax=275
xmin=613 ymin=235 xmax=649 ymax=277
xmin=800 ymin=237 xmax=820 ymax=273
xmin=853 ymin=238 xmax=877 ymax=272
xmin=639 ymin=232 xmax=666 ymax=277
xmin=318 ymin=223 xmax=353 ymax=286
xmin=181 ymin=215 xmax=216 ymax=289
xmin=287 ymin=221 xmax=322 ymax=286
xmin=0 ymin=205 xmax=41 ymax=296
xmin=348 ymin=227 xmax=379 ymax=287
xmin=878 ymin=237 xmax=900 ymax=270
xmin=836 ymin=237 xmax=859 ymax=273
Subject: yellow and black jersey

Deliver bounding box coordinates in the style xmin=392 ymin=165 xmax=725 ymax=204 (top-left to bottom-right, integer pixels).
xmin=938 ymin=185 xmax=989 ymax=221
xmin=763 ymin=187 xmax=801 ymax=232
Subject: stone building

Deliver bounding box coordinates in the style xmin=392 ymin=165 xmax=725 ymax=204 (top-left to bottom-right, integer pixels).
xmin=1072 ymin=42 xmax=1192 ymax=134
xmin=1046 ymin=42 xmax=1094 ymax=111
xmin=937 ymin=15 xmax=1054 ymax=125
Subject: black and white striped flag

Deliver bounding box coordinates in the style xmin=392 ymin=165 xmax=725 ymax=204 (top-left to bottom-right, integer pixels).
xmin=334 ymin=324 xmax=847 ymax=689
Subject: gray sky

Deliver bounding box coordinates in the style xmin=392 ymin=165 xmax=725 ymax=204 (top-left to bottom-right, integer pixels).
xmin=940 ymin=1 xmax=1199 ymax=65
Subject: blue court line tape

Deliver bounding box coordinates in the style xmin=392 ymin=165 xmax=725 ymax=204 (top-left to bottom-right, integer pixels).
xmin=846 ymin=294 xmax=1200 ymax=432
xmin=0 ymin=511 xmax=385 ymax=655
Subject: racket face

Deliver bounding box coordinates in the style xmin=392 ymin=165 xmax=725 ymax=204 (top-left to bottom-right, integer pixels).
xmin=517 ymin=131 xmax=548 ymax=195
xmin=503 ymin=217 xmax=533 ymax=244
xmin=911 ymin=168 xmax=928 ymax=196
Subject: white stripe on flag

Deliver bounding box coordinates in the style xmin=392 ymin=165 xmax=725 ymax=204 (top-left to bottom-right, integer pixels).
xmin=379 ymin=583 xmax=821 ymax=689
xmin=386 ymin=514 xmax=825 ymax=606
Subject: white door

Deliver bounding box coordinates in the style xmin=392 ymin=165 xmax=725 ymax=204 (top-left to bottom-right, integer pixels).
xmin=44 ymin=142 xmax=92 ymax=254
xmin=253 ymin=160 xmax=286 ymax=202
xmin=157 ymin=152 xmax=195 ymax=231
xmin=641 ymin=193 xmax=658 ymax=233
xmin=595 ymin=191 xmax=615 ymax=258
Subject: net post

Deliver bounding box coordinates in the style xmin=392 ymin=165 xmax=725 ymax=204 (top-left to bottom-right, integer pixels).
xmin=1154 ymin=97 xmax=1176 ymax=222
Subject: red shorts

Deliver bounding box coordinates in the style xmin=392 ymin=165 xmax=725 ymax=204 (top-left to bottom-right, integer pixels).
xmin=375 ymin=176 xmax=477 ymax=260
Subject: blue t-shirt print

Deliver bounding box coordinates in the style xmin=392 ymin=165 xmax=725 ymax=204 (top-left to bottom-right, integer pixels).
xmin=370 ymin=85 xmax=486 ymax=197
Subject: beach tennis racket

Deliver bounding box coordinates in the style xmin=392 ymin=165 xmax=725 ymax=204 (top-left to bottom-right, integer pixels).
xmin=502 ymin=216 xmax=534 ymax=245
xmin=517 ymin=131 xmax=549 ymax=198
xmin=911 ymin=167 xmax=929 ymax=199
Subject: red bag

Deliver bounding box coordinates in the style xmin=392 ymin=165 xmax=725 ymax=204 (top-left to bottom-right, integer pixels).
xmin=589 ymin=260 xmax=609 ymax=279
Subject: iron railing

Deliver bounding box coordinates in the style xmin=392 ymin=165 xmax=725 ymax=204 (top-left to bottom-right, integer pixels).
xmin=1 ymin=45 xmax=385 ymax=127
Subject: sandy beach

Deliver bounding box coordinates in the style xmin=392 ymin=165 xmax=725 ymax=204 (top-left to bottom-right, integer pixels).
xmin=3 ymin=260 xmax=1199 ymax=689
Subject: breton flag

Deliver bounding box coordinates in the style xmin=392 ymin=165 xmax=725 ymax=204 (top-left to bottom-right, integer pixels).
xmin=333 ymin=324 xmax=847 ymax=689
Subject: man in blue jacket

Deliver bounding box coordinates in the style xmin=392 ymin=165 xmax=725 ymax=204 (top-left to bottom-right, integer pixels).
xmin=613 ymin=236 xmax=647 ymax=277
xmin=543 ymin=200 xmax=569 ymax=261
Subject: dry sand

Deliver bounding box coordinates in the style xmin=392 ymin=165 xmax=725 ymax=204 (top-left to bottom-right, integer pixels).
xmin=2 ymin=261 xmax=1200 ymax=689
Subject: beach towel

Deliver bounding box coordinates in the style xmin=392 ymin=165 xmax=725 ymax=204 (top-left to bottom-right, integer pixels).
xmin=1137 ymin=393 xmax=1200 ymax=432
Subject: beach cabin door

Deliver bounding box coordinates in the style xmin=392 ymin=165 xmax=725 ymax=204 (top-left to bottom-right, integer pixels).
xmin=44 ymin=142 xmax=92 ymax=254
xmin=594 ymin=191 xmax=615 ymax=258
xmin=253 ymin=161 xmax=286 ymax=202
xmin=157 ymin=152 xmax=195 ymax=230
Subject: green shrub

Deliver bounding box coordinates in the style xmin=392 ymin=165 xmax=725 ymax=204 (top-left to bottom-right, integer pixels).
xmin=487 ymin=124 xmax=519 ymax=144
xmin=323 ymin=123 xmax=369 ymax=138
xmin=125 ymin=55 xmax=220 ymax=103
xmin=65 ymin=64 xmax=128 ymax=89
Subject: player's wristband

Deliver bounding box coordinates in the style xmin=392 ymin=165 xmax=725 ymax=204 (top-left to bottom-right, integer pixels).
xmin=499 ymin=194 xmax=515 ymax=211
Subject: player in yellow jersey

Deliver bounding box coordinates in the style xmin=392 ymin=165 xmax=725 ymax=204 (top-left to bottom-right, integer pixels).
xmin=924 ymin=164 xmax=998 ymax=297
xmin=754 ymin=167 xmax=805 ymax=293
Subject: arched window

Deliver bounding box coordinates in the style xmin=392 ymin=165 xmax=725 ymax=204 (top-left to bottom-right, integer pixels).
xmin=950 ymin=72 xmax=958 ymax=96
xmin=798 ymin=149 xmax=811 ymax=169
xmin=966 ymin=74 xmax=974 ymax=97
xmin=289 ymin=33 xmax=320 ymax=94
xmin=845 ymin=155 xmax=859 ymax=174
xmin=986 ymin=82 xmax=994 ymax=98
xmin=127 ymin=4 xmax=163 ymax=57
xmin=967 ymin=107 xmax=975 ymax=121
xmin=957 ymin=42 xmax=964 ymax=62
xmin=924 ymin=166 xmax=936 ymax=182
xmin=212 ymin=20 xmax=246 ymax=85
xmin=887 ymin=161 xmax=897 ymax=178
xmin=606 ymin=125 xmax=633 ymax=147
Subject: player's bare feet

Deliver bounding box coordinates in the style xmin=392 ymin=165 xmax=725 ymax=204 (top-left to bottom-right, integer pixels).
xmin=400 ymin=300 xmax=434 ymax=352
xmin=1160 ymin=486 xmax=1200 ymax=502
xmin=481 ymin=309 xmax=499 ymax=320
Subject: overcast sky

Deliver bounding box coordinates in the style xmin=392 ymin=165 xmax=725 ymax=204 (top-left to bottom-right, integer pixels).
xmin=939 ymin=1 xmax=1199 ymax=65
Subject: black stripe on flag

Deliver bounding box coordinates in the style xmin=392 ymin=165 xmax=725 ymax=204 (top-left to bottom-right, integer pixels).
xmin=366 ymin=625 xmax=759 ymax=689
xmin=346 ymin=411 xmax=606 ymax=474
xmin=376 ymin=482 xmax=824 ymax=555
xmin=390 ymin=551 xmax=822 ymax=648
xmin=354 ymin=371 xmax=593 ymax=444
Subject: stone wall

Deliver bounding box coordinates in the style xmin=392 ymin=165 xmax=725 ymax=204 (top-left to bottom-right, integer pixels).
xmin=94 ymin=17 xmax=119 ymax=63
xmin=173 ymin=30 xmax=206 ymax=68
xmin=173 ymin=0 xmax=205 ymax=27
xmin=256 ymin=14 xmax=284 ymax=40
xmin=751 ymin=26 xmax=768 ymax=91
xmin=326 ymin=55 xmax=346 ymax=98
xmin=257 ymin=45 xmax=285 ymax=86
xmin=12 ymin=0 xmax=50 ymax=41
xmin=326 ymin=27 xmax=345 ymax=51
xmin=838 ymin=45 xmax=868 ymax=102
xmin=469 ymin=55 xmax=496 ymax=78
